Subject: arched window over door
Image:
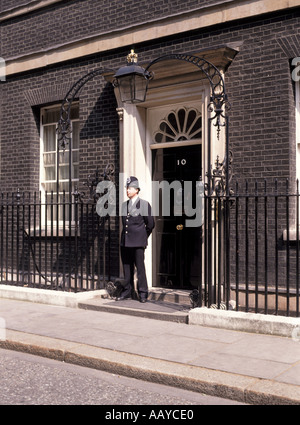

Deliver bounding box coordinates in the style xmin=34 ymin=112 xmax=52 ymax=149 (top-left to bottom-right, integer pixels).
xmin=153 ymin=106 xmax=202 ymax=144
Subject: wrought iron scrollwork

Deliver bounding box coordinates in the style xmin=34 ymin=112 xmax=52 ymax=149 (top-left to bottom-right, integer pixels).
xmin=209 ymin=151 xmax=234 ymax=197
xmin=84 ymin=164 xmax=115 ymax=203
xmin=57 ymin=68 xmax=113 ymax=151
xmin=72 ymin=185 xmax=84 ymax=203
xmin=145 ymin=53 xmax=228 ymax=136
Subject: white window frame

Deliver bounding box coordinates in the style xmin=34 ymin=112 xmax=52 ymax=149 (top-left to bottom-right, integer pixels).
xmin=40 ymin=103 xmax=79 ymax=226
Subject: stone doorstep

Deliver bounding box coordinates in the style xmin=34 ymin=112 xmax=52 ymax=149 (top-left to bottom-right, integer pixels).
xmin=148 ymin=288 xmax=192 ymax=305
xmin=78 ymin=296 xmax=190 ymax=324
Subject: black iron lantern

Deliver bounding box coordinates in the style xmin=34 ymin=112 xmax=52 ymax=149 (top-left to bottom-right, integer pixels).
xmin=113 ymin=50 xmax=152 ymax=104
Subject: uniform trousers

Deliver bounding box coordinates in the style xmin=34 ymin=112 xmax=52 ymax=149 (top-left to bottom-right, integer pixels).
xmin=121 ymin=246 xmax=148 ymax=299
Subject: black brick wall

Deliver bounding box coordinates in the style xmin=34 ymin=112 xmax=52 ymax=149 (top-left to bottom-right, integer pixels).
xmin=1 ymin=7 xmax=300 ymax=190
xmin=0 ymin=0 xmax=219 ymax=59
xmin=0 ymin=57 xmax=119 ymax=192
xmin=1 ymin=4 xmax=300 ymax=287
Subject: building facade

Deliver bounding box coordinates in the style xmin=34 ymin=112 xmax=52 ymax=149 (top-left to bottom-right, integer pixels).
xmin=1 ymin=0 xmax=300 ymax=307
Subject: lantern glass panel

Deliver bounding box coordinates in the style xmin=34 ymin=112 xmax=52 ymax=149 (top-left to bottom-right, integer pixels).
xmin=134 ymin=74 xmax=148 ymax=103
xmin=117 ymin=74 xmax=148 ymax=103
xmin=118 ymin=75 xmax=134 ymax=103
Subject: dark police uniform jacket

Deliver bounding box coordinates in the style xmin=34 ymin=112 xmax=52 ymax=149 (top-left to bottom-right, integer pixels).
xmin=120 ymin=198 xmax=155 ymax=248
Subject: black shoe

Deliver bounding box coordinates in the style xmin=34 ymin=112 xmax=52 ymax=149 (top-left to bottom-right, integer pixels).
xmin=116 ymin=293 xmax=131 ymax=301
xmin=139 ymin=298 xmax=147 ymax=303
xmin=131 ymin=291 xmax=139 ymax=301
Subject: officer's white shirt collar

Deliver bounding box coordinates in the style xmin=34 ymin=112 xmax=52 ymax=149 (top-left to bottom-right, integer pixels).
xmin=129 ymin=194 xmax=139 ymax=205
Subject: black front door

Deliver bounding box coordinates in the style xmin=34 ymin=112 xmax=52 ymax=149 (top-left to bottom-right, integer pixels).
xmin=152 ymin=144 xmax=202 ymax=289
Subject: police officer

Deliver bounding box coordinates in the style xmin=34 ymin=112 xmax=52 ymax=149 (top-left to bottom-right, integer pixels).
xmin=118 ymin=176 xmax=155 ymax=302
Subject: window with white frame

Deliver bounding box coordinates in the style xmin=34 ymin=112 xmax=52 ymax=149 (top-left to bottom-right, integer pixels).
xmin=40 ymin=103 xmax=79 ymax=222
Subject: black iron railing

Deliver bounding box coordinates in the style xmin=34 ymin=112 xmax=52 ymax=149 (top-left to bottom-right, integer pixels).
xmin=0 ymin=190 xmax=113 ymax=292
xmin=1 ymin=179 xmax=300 ymax=317
xmin=200 ymin=179 xmax=300 ymax=317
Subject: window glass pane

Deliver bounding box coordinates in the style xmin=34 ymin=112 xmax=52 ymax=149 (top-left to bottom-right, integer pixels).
xmin=73 ymin=165 xmax=79 ymax=179
xmin=72 ymin=121 xmax=80 ymax=149
xmin=59 ymin=151 xmax=70 ymax=165
xmin=44 ymin=166 xmax=55 ymax=181
xmin=70 ymin=105 xmax=79 ymax=120
xmin=43 ymin=104 xmax=79 ymax=125
xmin=168 ymin=112 xmax=179 ymax=133
xmin=44 ymin=125 xmax=56 ymax=152
xmin=43 ymin=109 xmax=60 ymax=125
xmin=59 ymin=181 xmax=70 ymax=193
xmin=44 ymin=182 xmax=57 ymax=193
xmin=43 ymin=152 xmax=55 ymax=166
xmin=59 ymin=165 xmax=69 ymax=180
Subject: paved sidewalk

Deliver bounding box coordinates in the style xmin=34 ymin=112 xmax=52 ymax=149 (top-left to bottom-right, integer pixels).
xmin=0 ymin=296 xmax=300 ymax=405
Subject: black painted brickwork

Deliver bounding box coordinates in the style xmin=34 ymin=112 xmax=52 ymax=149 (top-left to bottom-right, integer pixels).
xmin=1 ymin=8 xmax=300 ymax=192
xmin=1 ymin=3 xmax=300 ymax=292
xmin=0 ymin=0 xmax=219 ymax=59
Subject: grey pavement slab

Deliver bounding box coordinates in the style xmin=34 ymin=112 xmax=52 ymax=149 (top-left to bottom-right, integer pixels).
xmin=1 ymin=297 xmax=300 ymax=404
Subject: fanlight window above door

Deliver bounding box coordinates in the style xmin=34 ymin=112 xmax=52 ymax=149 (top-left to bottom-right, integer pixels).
xmin=154 ymin=107 xmax=202 ymax=144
